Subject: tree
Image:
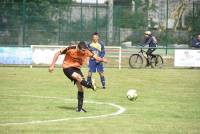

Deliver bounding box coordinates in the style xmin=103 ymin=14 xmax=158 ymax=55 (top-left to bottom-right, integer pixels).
xmin=0 ymin=0 xmax=72 ymax=45
xmin=170 ymin=0 xmax=190 ymax=31
xmin=114 ymin=0 xmax=157 ymax=29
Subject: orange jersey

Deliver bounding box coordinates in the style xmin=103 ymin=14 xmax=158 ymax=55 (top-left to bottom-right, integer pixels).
xmin=60 ymin=47 xmax=94 ymax=69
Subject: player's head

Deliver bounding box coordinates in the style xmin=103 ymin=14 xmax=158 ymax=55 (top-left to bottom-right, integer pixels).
xmin=78 ymin=41 xmax=88 ymax=52
xmin=144 ymin=31 xmax=151 ymax=37
xmin=92 ymin=32 xmax=99 ymax=43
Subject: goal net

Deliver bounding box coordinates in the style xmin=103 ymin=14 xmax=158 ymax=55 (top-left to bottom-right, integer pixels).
xmin=31 ymin=45 xmax=122 ymax=69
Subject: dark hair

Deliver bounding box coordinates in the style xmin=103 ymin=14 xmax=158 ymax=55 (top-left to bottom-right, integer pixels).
xmin=78 ymin=41 xmax=88 ymax=50
xmin=92 ymin=32 xmax=99 ymax=36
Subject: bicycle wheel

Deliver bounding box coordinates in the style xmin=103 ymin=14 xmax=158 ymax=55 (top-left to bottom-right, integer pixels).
xmin=129 ymin=54 xmax=143 ymax=68
xmin=151 ymin=55 xmax=163 ymax=68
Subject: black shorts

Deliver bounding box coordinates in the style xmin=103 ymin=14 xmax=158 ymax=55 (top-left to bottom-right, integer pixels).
xmin=146 ymin=48 xmax=156 ymax=56
xmin=63 ymin=67 xmax=84 ymax=83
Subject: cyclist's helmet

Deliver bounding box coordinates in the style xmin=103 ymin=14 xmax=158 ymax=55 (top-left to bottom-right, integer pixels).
xmin=144 ymin=31 xmax=151 ymax=35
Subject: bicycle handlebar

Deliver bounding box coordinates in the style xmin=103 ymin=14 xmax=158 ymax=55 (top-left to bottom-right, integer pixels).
xmin=138 ymin=48 xmax=146 ymax=53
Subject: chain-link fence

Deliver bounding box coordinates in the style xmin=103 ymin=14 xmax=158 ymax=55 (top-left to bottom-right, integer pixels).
xmin=0 ymin=0 xmax=200 ymax=51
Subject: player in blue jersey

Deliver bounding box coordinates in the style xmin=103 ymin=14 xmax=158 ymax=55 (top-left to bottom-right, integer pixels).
xmin=87 ymin=32 xmax=106 ymax=89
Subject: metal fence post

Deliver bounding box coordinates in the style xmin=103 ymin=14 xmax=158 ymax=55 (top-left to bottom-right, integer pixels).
xmin=108 ymin=0 xmax=113 ymax=45
xmin=96 ymin=0 xmax=98 ymax=32
xmin=165 ymin=0 xmax=169 ymax=55
xmin=22 ymin=0 xmax=26 ymax=46
xmin=105 ymin=4 xmax=108 ymax=45
xmin=192 ymin=0 xmax=194 ymax=36
xmin=80 ymin=0 xmax=83 ymax=40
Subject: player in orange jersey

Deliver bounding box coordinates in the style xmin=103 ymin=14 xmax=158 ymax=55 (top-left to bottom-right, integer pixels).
xmin=49 ymin=41 xmax=108 ymax=112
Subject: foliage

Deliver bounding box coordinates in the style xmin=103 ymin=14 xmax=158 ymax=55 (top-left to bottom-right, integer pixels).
xmin=133 ymin=0 xmax=143 ymax=11
xmin=114 ymin=0 xmax=132 ymax=5
xmin=185 ymin=2 xmax=200 ymax=36
xmin=0 ymin=0 xmax=72 ymax=45
xmin=114 ymin=0 xmax=159 ymax=29
xmin=158 ymin=32 xmax=176 ymax=45
xmin=116 ymin=9 xmax=146 ymax=29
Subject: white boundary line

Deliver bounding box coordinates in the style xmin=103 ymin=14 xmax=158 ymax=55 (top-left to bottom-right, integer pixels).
xmin=0 ymin=95 xmax=126 ymax=126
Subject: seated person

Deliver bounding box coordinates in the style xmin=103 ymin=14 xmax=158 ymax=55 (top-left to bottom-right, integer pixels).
xmin=192 ymin=34 xmax=200 ymax=48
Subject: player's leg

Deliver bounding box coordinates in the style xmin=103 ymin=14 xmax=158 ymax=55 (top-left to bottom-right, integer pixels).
xmin=97 ymin=63 xmax=106 ymax=89
xmin=87 ymin=71 xmax=92 ymax=84
xmin=87 ymin=60 xmax=96 ymax=84
xmin=63 ymin=68 xmax=86 ymax=112
xmin=63 ymin=67 xmax=95 ymax=90
xmin=98 ymin=72 xmax=106 ymax=89
xmin=75 ymin=82 xmax=86 ymax=112
xmin=71 ymin=72 xmax=95 ymax=90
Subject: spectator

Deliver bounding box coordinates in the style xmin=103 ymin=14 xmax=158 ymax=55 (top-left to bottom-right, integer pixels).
xmin=192 ymin=34 xmax=200 ymax=48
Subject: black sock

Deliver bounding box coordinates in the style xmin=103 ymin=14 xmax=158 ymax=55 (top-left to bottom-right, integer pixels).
xmin=80 ymin=80 xmax=93 ymax=89
xmin=77 ymin=91 xmax=84 ymax=111
xmin=100 ymin=76 xmax=105 ymax=87
xmin=87 ymin=76 xmax=92 ymax=84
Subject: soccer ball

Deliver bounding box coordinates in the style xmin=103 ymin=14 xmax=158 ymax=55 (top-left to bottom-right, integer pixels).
xmin=127 ymin=89 xmax=138 ymax=101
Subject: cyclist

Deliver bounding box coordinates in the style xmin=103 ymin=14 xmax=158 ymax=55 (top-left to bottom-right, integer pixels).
xmin=142 ymin=31 xmax=157 ymax=66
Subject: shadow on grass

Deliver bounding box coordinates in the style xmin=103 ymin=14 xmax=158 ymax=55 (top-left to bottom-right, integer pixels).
xmin=57 ymin=106 xmax=76 ymax=111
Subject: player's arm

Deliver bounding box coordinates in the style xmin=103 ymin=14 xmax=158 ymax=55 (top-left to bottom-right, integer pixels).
xmin=48 ymin=51 xmax=62 ymax=73
xmin=90 ymin=50 xmax=108 ymax=63
xmin=99 ymin=41 xmax=105 ymax=58
xmin=85 ymin=49 xmax=108 ymax=63
xmin=48 ymin=47 xmax=69 ymax=72
xmin=93 ymin=54 xmax=108 ymax=63
xmin=49 ymin=46 xmax=76 ymax=72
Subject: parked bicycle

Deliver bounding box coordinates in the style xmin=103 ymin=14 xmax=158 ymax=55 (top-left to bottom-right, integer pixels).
xmin=129 ymin=48 xmax=164 ymax=68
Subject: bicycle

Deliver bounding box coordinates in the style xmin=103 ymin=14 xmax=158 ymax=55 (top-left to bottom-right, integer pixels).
xmin=129 ymin=48 xmax=164 ymax=68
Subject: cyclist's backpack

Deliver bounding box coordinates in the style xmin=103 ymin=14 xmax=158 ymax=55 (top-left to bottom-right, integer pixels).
xmin=152 ymin=36 xmax=157 ymax=44
xmin=152 ymin=36 xmax=158 ymax=46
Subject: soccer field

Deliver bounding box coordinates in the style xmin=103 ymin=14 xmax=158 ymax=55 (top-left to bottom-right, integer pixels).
xmin=0 ymin=67 xmax=200 ymax=134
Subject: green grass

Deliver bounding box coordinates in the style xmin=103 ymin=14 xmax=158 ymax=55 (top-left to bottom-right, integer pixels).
xmin=0 ymin=67 xmax=200 ymax=134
